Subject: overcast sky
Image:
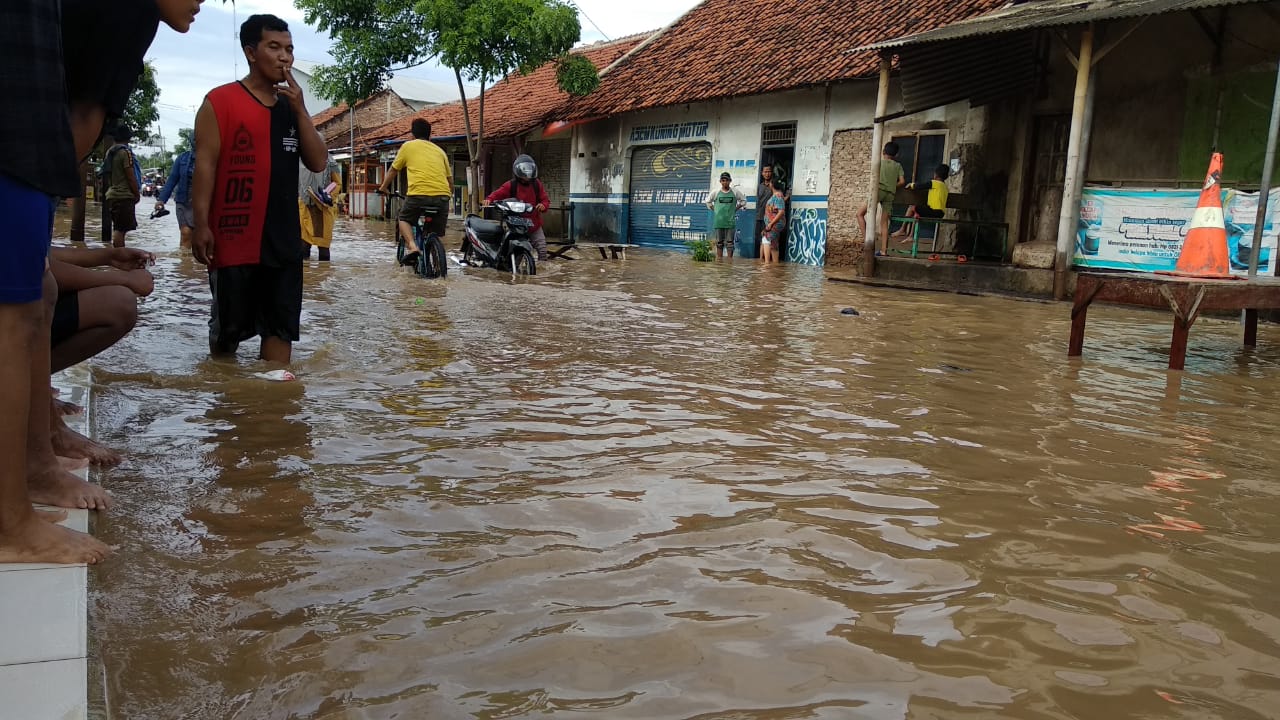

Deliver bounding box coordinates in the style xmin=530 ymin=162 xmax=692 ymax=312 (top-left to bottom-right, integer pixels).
xmin=141 ymin=0 xmax=699 ymax=152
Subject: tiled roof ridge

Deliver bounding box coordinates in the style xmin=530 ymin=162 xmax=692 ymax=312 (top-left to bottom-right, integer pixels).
xmin=575 ymin=30 xmax=654 ymax=52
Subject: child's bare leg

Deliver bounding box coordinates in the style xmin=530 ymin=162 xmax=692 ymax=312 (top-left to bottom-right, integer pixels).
xmin=878 ymin=208 xmax=891 ymax=254
xmin=857 ymin=204 xmax=868 ymax=239
xmin=27 ymin=272 xmax=114 ymax=509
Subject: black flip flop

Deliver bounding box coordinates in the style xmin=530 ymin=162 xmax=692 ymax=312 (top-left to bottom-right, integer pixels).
xmin=400 ymin=250 xmax=421 ymax=267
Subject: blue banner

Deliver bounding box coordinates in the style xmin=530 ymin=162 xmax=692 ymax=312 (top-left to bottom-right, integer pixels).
xmin=1075 ymin=187 xmax=1279 ymax=275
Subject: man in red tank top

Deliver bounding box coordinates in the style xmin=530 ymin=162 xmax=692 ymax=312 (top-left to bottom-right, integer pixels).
xmin=191 ymin=14 xmax=327 ymax=365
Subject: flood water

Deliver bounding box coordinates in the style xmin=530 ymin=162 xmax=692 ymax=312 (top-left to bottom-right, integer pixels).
xmin=63 ymin=202 xmax=1280 ymax=719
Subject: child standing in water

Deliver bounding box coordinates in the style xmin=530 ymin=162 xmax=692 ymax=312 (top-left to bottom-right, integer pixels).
xmin=761 ymin=182 xmax=787 ymax=264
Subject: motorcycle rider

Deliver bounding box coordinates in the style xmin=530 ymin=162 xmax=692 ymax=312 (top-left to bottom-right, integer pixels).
xmin=378 ymin=118 xmax=453 ymax=267
xmin=485 ymin=154 xmax=550 ymax=261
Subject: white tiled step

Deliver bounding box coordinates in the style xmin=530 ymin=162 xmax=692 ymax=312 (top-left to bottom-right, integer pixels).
xmin=0 ymin=657 xmax=88 ymax=720
xmin=0 ymin=566 xmax=88 ymax=665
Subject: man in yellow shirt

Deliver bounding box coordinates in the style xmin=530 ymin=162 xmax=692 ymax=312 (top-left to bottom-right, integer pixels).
xmin=378 ymin=118 xmax=452 ymax=265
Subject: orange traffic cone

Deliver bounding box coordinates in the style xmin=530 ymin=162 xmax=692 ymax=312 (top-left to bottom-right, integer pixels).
xmin=1167 ymin=152 xmax=1234 ymax=279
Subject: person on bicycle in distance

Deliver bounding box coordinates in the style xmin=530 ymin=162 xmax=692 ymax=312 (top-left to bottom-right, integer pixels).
xmin=378 ymin=118 xmax=452 ymax=268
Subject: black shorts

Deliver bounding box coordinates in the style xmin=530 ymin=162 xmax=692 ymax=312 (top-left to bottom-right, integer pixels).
xmin=108 ymin=198 xmax=137 ymax=233
xmin=915 ymin=206 xmax=945 ymax=219
xmin=208 ymin=262 xmax=303 ymax=347
xmin=398 ymin=195 xmax=449 ymax=235
xmin=51 ymin=292 xmax=79 ymax=347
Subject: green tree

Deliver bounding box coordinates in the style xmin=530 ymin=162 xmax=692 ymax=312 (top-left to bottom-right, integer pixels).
xmin=297 ymin=0 xmax=599 ymax=210
xmin=122 ymin=61 xmax=161 ymax=141
xmin=173 ymin=127 xmax=195 ymax=156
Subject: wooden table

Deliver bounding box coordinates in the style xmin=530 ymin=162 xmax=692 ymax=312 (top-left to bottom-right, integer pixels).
xmin=546 ymin=241 xmax=635 ymax=260
xmin=1069 ymin=271 xmax=1280 ymax=370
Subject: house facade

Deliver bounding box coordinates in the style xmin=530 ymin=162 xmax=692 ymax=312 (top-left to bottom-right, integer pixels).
xmin=857 ymin=0 xmax=1280 ymax=294
xmin=559 ymin=0 xmax=1008 ymax=265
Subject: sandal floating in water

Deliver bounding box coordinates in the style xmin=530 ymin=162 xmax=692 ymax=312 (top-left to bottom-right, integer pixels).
xmin=253 ymin=370 xmax=297 ymax=382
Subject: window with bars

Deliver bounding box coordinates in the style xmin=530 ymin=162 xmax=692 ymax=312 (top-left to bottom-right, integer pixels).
xmin=761 ymin=122 xmax=797 ymax=148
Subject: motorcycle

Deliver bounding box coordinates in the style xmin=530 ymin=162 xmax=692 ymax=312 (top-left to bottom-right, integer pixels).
xmin=461 ymin=199 xmax=537 ymax=276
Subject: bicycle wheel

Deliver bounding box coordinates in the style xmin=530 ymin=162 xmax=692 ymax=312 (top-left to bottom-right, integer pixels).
xmin=396 ymin=233 xmax=406 ymax=265
xmin=421 ymin=234 xmax=448 ymax=279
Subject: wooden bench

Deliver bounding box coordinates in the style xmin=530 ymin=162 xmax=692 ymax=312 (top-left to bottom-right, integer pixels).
xmin=888 ymin=190 xmax=1008 ymax=261
xmin=546 ymin=240 xmax=635 ymax=260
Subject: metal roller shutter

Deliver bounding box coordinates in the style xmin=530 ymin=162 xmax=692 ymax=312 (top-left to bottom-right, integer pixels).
xmin=628 ymin=143 xmax=713 ymax=248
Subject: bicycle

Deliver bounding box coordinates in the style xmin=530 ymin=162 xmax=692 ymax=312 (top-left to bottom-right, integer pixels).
xmin=382 ymin=191 xmax=448 ymax=279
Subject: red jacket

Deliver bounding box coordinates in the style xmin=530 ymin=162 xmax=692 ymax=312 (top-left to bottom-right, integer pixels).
xmin=485 ymin=179 xmax=550 ymax=231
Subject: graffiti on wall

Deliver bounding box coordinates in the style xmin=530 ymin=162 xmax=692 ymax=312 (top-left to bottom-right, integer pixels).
xmin=787 ymin=207 xmax=827 ymax=265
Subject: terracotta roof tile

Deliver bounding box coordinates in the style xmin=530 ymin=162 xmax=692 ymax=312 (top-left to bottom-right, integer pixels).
xmin=564 ymin=0 xmax=1009 ymax=119
xmin=359 ymin=33 xmax=649 ymax=150
xmin=311 ymin=104 xmax=348 ymax=126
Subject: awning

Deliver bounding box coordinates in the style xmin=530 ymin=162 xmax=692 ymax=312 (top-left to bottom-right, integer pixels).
xmin=542 ymin=116 xmax=605 ymax=139
xmin=853 ymin=0 xmax=1265 ymax=52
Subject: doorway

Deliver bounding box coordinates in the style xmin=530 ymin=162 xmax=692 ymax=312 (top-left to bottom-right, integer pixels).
xmin=1021 ymin=114 xmax=1071 ymax=245
xmin=758 ymin=122 xmax=796 ymax=259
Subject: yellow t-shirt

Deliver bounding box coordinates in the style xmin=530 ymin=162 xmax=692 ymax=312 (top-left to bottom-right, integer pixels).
xmin=927 ymin=179 xmax=949 ymax=211
xmin=391 ymin=139 xmax=451 ymax=197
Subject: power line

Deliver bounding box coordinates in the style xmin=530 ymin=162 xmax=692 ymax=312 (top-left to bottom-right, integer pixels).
xmin=574 ymin=2 xmax=610 ymax=41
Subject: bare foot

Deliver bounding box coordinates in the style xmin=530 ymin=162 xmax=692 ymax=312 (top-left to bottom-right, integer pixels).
xmin=54 ymin=397 xmax=83 ymax=416
xmin=59 ymin=455 xmax=90 ymax=471
xmin=52 ymin=422 xmax=122 ymax=467
xmin=0 ymin=515 xmax=109 ymax=565
xmin=27 ymin=466 xmax=113 ymax=510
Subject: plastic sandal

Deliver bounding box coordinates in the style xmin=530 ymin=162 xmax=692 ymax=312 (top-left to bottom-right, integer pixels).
xmin=957 ymin=255 xmax=968 ymax=263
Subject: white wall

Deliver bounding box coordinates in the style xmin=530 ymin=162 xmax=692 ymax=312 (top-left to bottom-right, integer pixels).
xmin=571 ymin=82 xmax=883 ymax=201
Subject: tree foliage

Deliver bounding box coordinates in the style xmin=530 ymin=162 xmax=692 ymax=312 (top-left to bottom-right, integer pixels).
xmin=556 ymin=53 xmax=599 ymax=96
xmin=122 ymin=62 xmax=160 ymax=142
xmin=173 ymin=127 xmax=195 ymax=156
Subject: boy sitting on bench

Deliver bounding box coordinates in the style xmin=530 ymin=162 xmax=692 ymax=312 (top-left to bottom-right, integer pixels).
xmin=890 ymin=163 xmax=950 ymax=242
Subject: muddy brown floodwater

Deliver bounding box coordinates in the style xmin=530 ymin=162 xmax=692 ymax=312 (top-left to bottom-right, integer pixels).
xmin=61 ymin=202 xmax=1280 ymax=719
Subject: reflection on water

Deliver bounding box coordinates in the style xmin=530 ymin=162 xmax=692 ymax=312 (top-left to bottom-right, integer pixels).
xmin=65 ymin=202 xmax=1280 ymax=719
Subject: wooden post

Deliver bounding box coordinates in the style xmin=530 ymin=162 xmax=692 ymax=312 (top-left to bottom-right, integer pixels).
xmin=861 ymin=54 xmax=892 ymax=276
xmin=1169 ymin=316 xmax=1191 ymax=371
xmin=1054 ymin=24 xmax=1095 ymax=300
xmin=1244 ymin=308 xmax=1259 ymax=347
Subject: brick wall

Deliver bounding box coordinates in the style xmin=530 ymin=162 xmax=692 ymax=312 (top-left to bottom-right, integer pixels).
xmin=826 ymin=129 xmax=873 ymax=268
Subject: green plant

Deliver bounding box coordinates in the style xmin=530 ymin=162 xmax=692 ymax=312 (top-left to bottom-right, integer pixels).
xmin=687 ymin=238 xmax=714 ymax=262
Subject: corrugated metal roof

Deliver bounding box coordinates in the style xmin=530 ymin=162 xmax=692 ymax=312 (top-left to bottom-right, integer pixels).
xmin=855 ymin=0 xmax=1268 ymax=51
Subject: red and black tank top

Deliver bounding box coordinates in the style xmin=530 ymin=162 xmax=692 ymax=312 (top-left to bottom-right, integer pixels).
xmin=207 ymin=82 xmax=303 ymax=269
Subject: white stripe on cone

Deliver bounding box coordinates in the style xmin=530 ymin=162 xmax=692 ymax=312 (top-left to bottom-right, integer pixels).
xmin=1189 ymin=205 xmax=1224 ymax=230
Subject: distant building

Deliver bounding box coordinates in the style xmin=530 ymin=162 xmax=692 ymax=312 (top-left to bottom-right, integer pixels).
xmin=291 ymin=60 xmax=473 ymax=113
